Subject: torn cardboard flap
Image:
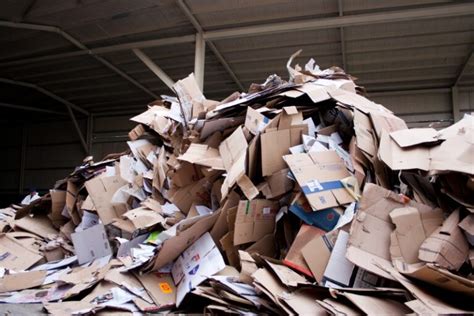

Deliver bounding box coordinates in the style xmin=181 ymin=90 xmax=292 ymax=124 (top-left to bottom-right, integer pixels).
xmin=85 ymin=175 xmax=128 ymax=225
xmin=284 ymin=150 xmax=355 ymax=211
xmin=389 ymin=206 xmax=444 ymax=266
xmin=178 ymin=143 xmax=225 ymax=170
xmin=233 ymin=200 xmax=279 ymax=246
xmin=418 ymin=209 xmax=469 ymax=270
xmin=346 ymin=183 xmax=439 ymax=280
xmin=380 ymin=129 xmax=474 ymax=175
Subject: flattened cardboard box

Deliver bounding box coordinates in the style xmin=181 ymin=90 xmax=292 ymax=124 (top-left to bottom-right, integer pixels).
xmin=233 ymin=200 xmax=279 ymax=246
xmin=284 ymin=150 xmax=355 ymax=211
xmin=0 ymin=234 xmax=43 ymax=270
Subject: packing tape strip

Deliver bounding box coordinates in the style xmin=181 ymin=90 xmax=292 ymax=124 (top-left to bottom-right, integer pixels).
xmin=301 ymin=180 xmax=343 ymax=195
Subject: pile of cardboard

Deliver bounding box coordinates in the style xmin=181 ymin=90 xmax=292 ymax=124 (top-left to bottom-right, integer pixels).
xmin=1 ymin=51 xmax=473 ymax=314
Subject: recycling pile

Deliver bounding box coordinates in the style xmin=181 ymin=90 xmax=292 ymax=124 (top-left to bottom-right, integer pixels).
xmin=0 ymin=52 xmax=473 ymax=315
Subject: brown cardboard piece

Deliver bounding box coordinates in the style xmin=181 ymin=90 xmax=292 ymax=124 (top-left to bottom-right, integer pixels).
xmin=379 ymin=129 xmax=474 ymax=175
xmin=284 ymin=150 xmax=355 ymax=211
xmin=458 ymin=214 xmax=474 ymax=246
xmin=390 ymin=127 xmax=439 ymax=147
xmin=369 ymin=110 xmax=407 ymax=140
xmin=265 ymin=260 xmax=310 ymax=287
xmin=387 ymin=267 xmax=472 ymax=314
xmin=261 ymin=129 xmax=290 ymax=177
xmin=340 ymin=292 xmax=412 ymax=315
xmin=418 ymin=209 xmax=469 ymax=270
xmin=259 ymin=168 xmax=293 ymax=199
xmin=0 ymin=270 xmax=46 ymax=293
xmin=14 ymin=214 xmax=59 ymax=239
xmin=0 ymin=234 xmax=43 ymax=270
xmin=178 ymin=143 xmax=225 ymax=170
xmin=301 ymin=229 xmax=339 ymax=283
xmin=278 ymin=106 xmax=303 ymax=130
xmin=346 ymin=183 xmax=439 ymax=280
xmin=219 ymin=126 xmax=251 ymax=198
xmin=389 ymin=206 xmax=444 ymax=265
xmin=233 ymin=200 xmax=279 ymax=246
xmin=49 ymin=189 xmax=67 ymax=226
xmin=122 ymin=207 xmax=165 ymax=230
xmin=245 ymin=233 xmax=277 ymax=258
xmin=136 ymin=272 xmax=176 ymax=309
xmin=238 ymin=251 xmax=258 ymax=284
xmin=399 ymin=263 xmax=474 ymax=298
xmin=150 ymin=211 xmax=220 ymax=271
xmin=66 ymin=180 xmax=81 ymax=225
xmin=261 ymin=125 xmax=306 ymax=177
xmin=85 ymin=175 xmax=128 ymax=225
xmin=283 ymin=224 xmax=325 ymax=277
xmin=353 ymin=110 xmax=377 ymax=158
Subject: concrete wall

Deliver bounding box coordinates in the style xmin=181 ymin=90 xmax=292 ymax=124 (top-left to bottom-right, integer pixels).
xmin=0 ymin=87 xmax=473 ymax=204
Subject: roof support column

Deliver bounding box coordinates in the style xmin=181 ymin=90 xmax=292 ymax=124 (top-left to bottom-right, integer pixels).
xmin=451 ymin=86 xmax=461 ymax=123
xmin=194 ymin=32 xmax=205 ymax=91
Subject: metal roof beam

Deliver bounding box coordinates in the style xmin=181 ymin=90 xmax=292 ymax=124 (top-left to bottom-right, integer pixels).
xmin=0 ymin=77 xmax=89 ymax=116
xmin=0 ymin=101 xmax=67 ymax=116
xmin=133 ymin=48 xmax=175 ymax=90
xmin=453 ymin=50 xmax=473 ymax=87
xmin=203 ymin=3 xmax=474 ymax=40
xmin=2 ymin=3 xmax=471 ymax=68
xmin=0 ymin=20 xmax=158 ymax=99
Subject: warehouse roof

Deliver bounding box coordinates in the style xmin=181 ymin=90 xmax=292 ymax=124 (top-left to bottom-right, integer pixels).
xmin=0 ymin=0 xmax=473 ymax=119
